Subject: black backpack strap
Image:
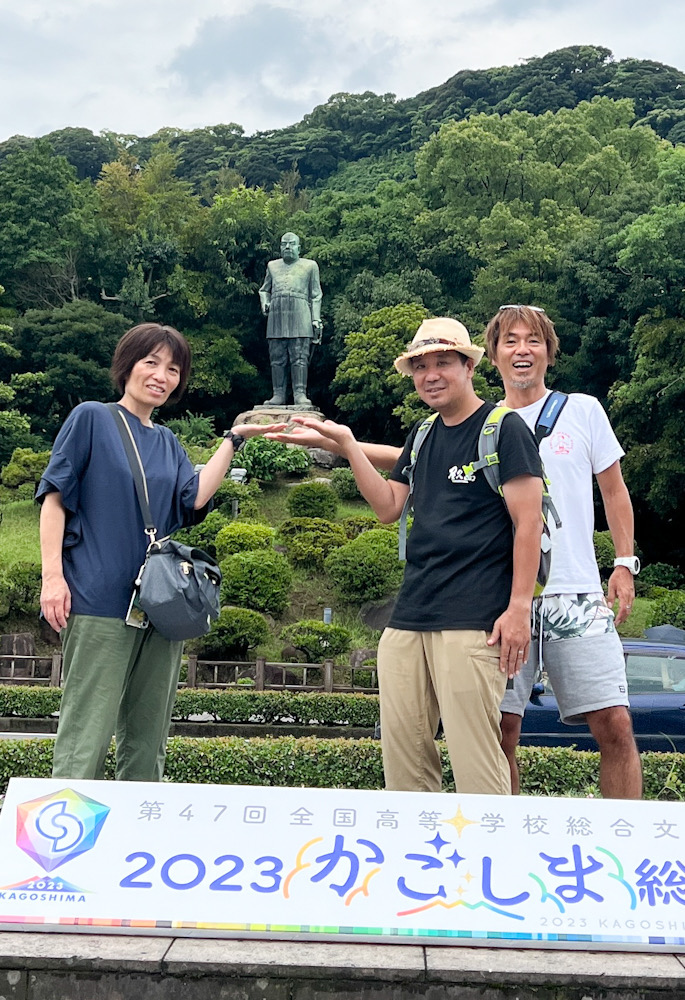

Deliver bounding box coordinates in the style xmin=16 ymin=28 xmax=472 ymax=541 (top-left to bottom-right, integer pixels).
xmin=534 ymin=391 xmax=568 ymax=444
xmin=107 ymin=403 xmax=157 ymax=538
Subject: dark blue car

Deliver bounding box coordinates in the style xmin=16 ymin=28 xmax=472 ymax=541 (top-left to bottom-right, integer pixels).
xmin=520 ymin=639 xmax=685 ymax=753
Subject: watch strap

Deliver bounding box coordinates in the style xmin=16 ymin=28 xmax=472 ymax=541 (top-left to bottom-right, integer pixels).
xmin=223 ymin=429 xmax=246 ymax=451
xmin=613 ymin=556 xmax=640 ymax=575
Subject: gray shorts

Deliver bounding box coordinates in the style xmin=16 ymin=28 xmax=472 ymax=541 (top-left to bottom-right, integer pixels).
xmin=500 ymin=593 xmax=629 ymax=723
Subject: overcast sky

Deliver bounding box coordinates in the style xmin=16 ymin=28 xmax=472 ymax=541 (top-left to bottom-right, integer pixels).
xmin=2 ymin=0 xmax=684 ymax=142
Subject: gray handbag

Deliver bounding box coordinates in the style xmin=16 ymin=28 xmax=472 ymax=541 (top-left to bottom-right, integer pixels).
xmin=109 ymin=404 xmax=221 ymax=641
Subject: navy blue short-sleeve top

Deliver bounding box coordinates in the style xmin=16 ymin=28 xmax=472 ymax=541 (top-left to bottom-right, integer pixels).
xmin=36 ymin=401 xmax=202 ymax=620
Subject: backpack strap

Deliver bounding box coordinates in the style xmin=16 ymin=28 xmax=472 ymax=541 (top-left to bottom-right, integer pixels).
xmin=534 ymin=390 xmax=568 ymax=444
xmin=398 ymin=412 xmax=439 ymax=561
xmin=461 ymin=405 xmax=512 ymax=497
xmin=461 ymin=404 xmax=563 ymax=597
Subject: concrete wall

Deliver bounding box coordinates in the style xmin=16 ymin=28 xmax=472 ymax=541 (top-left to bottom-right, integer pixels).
xmin=0 ymin=934 xmax=684 ymax=999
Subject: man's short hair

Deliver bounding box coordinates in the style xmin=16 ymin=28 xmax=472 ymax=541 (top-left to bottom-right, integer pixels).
xmin=484 ymin=306 xmax=559 ymax=364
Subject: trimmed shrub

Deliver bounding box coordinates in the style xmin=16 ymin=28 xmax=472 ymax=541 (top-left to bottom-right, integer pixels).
xmin=287 ymin=480 xmax=338 ymax=519
xmin=330 ymin=467 xmax=361 ymax=501
xmin=325 ymin=529 xmax=404 ymax=602
xmin=277 ymin=517 xmax=347 ymax=570
xmin=237 ymin=437 xmax=310 ymax=482
xmin=593 ymin=530 xmax=615 ymax=577
xmin=0 ymin=448 xmax=51 ymax=489
xmin=214 ymin=478 xmax=262 ymax=521
xmin=0 ymin=734 xmax=683 ymax=798
xmin=197 ymin=607 xmax=270 ymax=659
xmin=647 ymin=590 xmax=685 ymax=630
xmin=215 ymin=521 xmax=275 ymax=560
xmin=220 ymin=550 xmax=292 ymax=614
xmin=0 ymin=686 xmax=62 ymax=718
xmin=340 ymin=515 xmax=399 ymax=540
xmin=280 ymin=620 xmax=353 ymax=663
xmin=0 ymin=561 xmax=42 ymax=618
xmin=640 ymin=563 xmax=685 ymax=591
xmin=173 ymin=511 xmax=230 ymax=556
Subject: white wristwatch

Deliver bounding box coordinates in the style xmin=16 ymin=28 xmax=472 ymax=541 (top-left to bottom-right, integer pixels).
xmin=613 ymin=556 xmax=640 ymax=575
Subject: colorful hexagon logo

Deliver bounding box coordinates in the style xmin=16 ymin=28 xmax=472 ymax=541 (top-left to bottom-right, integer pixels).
xmin=16 ymin=788 xmax=110 ymax=873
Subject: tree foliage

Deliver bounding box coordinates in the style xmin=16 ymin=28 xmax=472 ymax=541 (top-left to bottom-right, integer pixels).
xmin=1 ymin=46 xmax=685 ymax=567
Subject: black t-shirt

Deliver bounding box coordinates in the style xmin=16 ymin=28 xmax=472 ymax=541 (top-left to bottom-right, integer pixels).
xmin=388 ymin=402 xmax=543 ymax=632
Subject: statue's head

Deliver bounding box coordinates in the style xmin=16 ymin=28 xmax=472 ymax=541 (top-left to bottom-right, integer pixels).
xmin=280 ymin=232 xmax=300 ymax=262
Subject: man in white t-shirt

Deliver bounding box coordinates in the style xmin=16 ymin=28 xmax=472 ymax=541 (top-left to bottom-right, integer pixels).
xmin=269 ymin=306 xmax=643 ymax=799
xmin=485 ymin=305 xmax=641 ymax=799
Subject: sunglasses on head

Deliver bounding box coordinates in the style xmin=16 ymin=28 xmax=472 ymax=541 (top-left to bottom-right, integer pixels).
xmin=499 ymin=304 xmax=546 ymax=313
xmin=408 ymin=337 xmax=460 ymax=350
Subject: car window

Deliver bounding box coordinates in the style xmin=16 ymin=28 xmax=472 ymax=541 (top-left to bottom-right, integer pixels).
xmin=625 ymin=653 xmax=685 ymax=694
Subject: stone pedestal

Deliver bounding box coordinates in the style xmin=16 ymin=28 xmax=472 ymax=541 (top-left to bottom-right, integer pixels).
xmin=233 ymin=405 xmax=324 ymax=427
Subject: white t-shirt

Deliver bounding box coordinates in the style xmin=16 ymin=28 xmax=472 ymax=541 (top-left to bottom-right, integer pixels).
xmin=515 ymin=391 xmax=624 ymax=594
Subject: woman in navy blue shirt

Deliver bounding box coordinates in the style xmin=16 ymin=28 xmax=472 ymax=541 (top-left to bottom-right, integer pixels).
xmin=38 ymin=322 xmax=274 ymax=781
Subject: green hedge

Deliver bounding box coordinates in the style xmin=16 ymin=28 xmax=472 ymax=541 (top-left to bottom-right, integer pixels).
xmin=0 ymin=686 xmax=381 ymax=726
xmin=172 ymin=689 xmax=380 ymax=726
xmin=0 ymin=737 xmax=683 ymax=799
xmin=0 ymin=686 xmax=62 ymax=718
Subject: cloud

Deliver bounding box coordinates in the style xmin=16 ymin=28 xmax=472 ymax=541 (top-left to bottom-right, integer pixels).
xmin=171 ymin=7 xmax=318 ymax=95
xmin=0 ymin=0 xmax=683 ymax=141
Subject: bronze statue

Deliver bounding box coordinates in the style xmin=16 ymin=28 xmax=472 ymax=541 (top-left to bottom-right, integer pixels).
xmin=259 ymin=233 xmax=323 ymax=407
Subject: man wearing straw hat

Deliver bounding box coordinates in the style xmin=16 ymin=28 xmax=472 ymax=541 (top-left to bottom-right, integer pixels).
xmin=271 ymin=318 xmax=544 ymax=794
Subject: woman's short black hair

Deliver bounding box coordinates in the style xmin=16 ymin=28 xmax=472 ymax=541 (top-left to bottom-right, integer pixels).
xmin=111 ymin=323 xmax=192 ymax=403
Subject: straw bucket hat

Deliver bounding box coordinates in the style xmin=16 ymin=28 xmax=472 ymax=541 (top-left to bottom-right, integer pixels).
xmin=393 ymin=318 xmax=484 ymax=376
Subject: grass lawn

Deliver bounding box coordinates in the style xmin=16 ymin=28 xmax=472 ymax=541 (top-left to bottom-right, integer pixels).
xmin=0 ymin=500 xmax=40 ymax=568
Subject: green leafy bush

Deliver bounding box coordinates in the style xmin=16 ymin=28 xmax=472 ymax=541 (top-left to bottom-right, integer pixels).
xmin=0 ymin=562 xmax=42 ymax=618
xmin=0 ymin=731 xmax=683 ymax=799
xmin=287 ymin=480 xmax=338 ymax=519
xmin=330 ymin=467 xmax=361 ymax=501
xmin=593 ymin=530 xmax=615 ymax=577
xmin=215 ymin=521 xmax=275 ymax=560
xmin=280 ymin=620 xmax=353 ymax=663
xmin=214 ymin=478 xmax=262 ymax=521
xmin=0 ymin=448 xmax=51 ymax=488
xmin=175 ymin=511 xmax=230 ymax=556
xmin=196 ymin=607 xmax=270 ymax=659
xmin=164 ymin=413 xmax=216 ymax=445
xmin=640 ymin=562 xmax=685 ymax=591
xmin=340 ymin=515 xmax=398 ymax=540
xmin=237 ymin=437 xmax=310 ymax=482
xmin=277 ymin=517 xmax=347 ymax=570
xmin=220 ymin=550 xmax=292 ymax=614
xmin=647 ymin=589 xmax=685 ymax=630
xmin=0 ymin=686 xmax=61 ymax=718
xmin=325 ymin=529 xmax=404 ymax=602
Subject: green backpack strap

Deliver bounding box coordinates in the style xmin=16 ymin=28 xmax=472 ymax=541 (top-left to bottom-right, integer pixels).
xmin=398 ymin=412 xmax=439 ymax=562
xmin=461 ymin=406 xmax=563 ymax=597
xmin=462 ymin=405 xmax=511 ymax=496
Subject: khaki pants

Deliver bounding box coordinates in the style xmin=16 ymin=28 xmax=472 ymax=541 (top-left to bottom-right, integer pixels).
xmin=52 ymin=614 xmax=183 ymax=782
xmin=377 ymin=628 xmax=510 ymax=795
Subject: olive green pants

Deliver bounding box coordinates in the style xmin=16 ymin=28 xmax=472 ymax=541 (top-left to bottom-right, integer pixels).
xmin=52 ymin=614 xmax=183 ymax=782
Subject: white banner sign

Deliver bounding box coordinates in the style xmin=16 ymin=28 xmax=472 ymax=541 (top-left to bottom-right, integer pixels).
xmin=0 ymin=778 xmax=684 ymax=950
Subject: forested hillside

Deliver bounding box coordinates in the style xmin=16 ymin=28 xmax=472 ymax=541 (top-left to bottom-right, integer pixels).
xmin=0 ymin=45 xmax=684 ymax=566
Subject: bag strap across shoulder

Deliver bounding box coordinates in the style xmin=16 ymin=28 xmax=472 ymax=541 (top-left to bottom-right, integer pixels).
xmin=107 ymin=403 xmax=157 ymax=541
